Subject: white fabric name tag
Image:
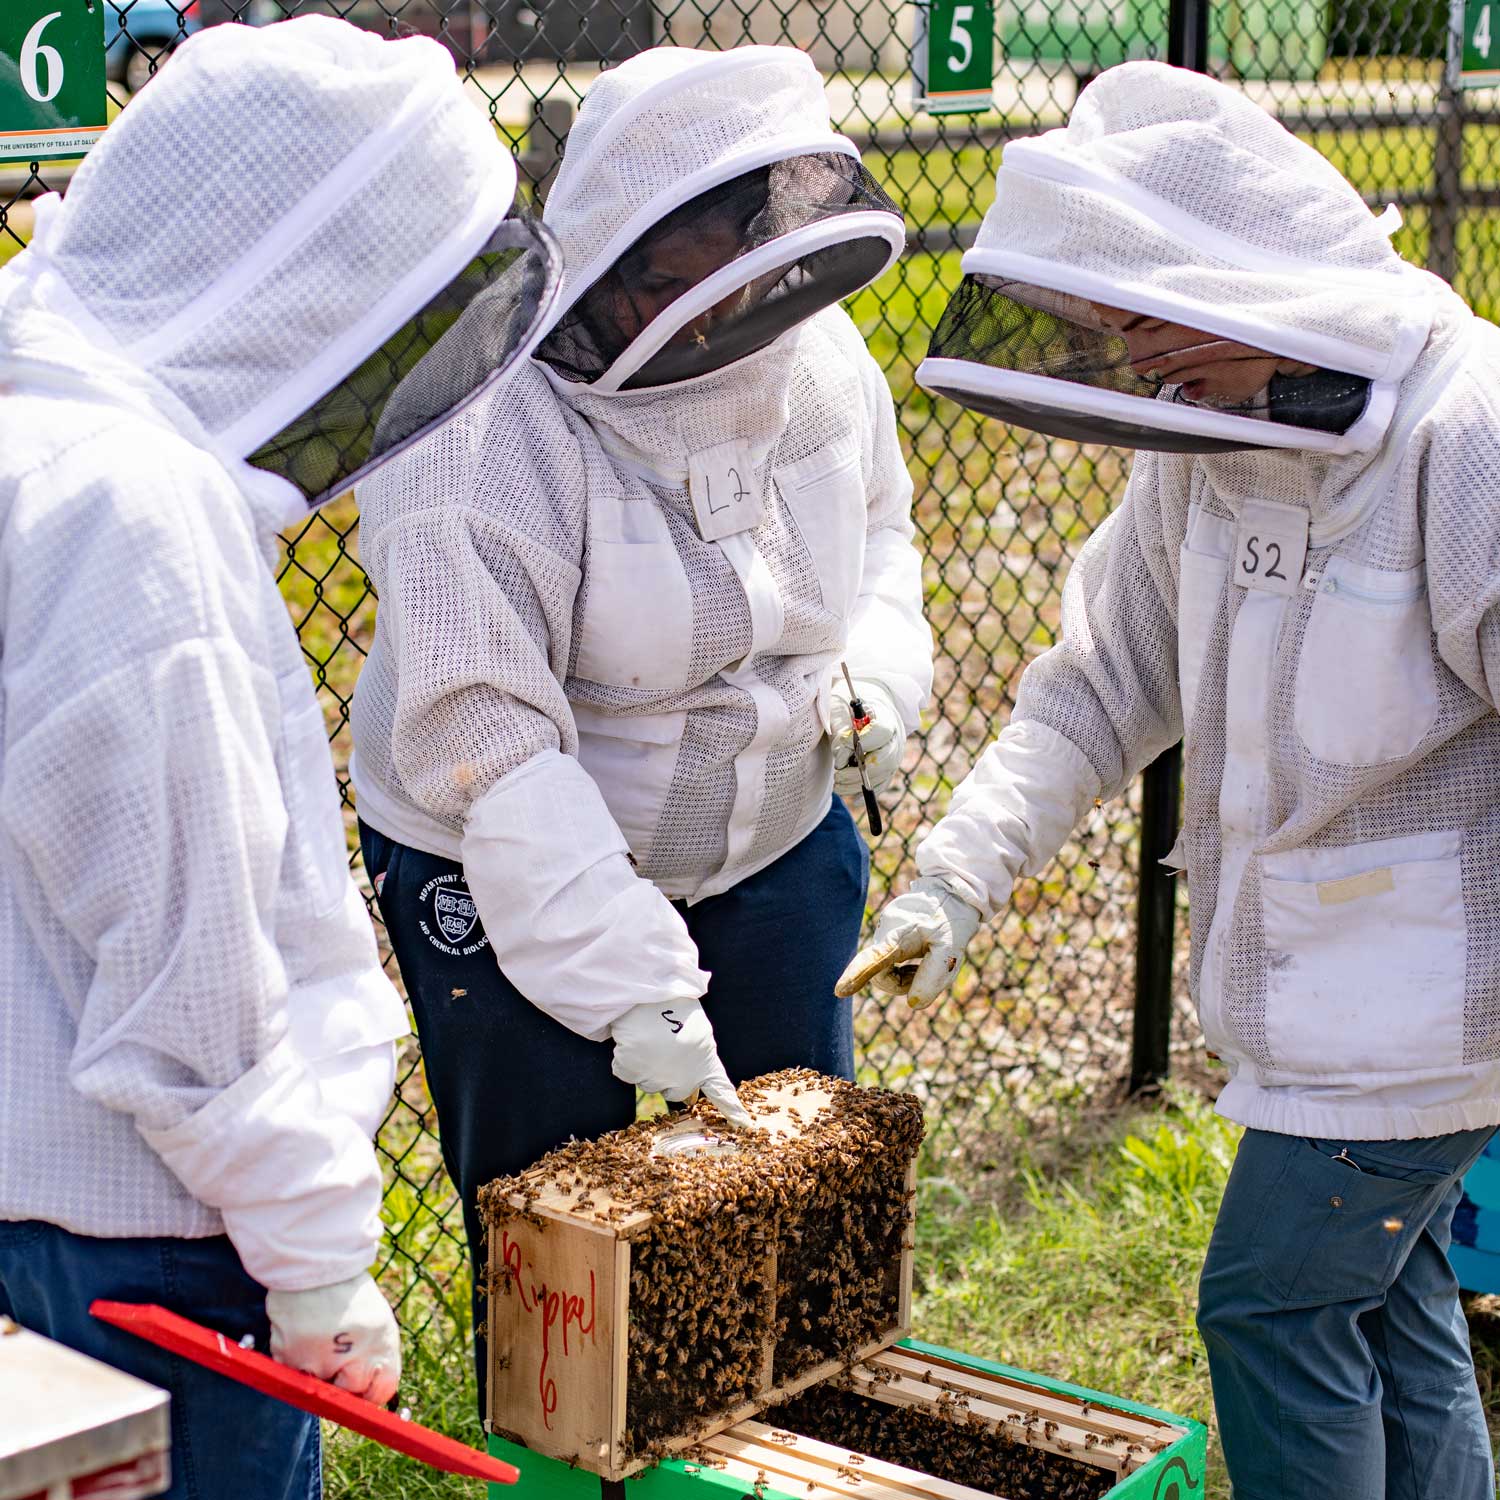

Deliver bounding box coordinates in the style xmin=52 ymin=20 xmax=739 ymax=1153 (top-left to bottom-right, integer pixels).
xmin=688 ymin=441 xmax=764 ymax=543
xmin=1233 ymin=499 xmax=1308 ymax=597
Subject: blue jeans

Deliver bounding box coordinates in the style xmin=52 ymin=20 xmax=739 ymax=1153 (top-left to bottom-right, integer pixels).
xmin=0 ymin=1220 xmax=320 ymax=1500
xmin=360 ymin=793 xmax=868 ymax=1410
xmin=1198 ymin=1126 xmax=1497 ymax=1500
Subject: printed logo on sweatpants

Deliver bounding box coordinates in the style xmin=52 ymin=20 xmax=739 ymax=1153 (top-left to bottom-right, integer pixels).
xmin=417 ymin=873 xmax=489 ymax=957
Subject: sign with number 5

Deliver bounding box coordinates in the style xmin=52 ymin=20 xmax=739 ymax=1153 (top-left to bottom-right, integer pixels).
xmin=912 ymin=0 xmax=994 ymax=115
xmin=1 ymin=0 xmax=106 ymax=164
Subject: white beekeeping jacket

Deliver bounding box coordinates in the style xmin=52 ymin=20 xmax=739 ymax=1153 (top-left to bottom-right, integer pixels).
xmin=0 ymin=18 xmax=520 ymax=1287
xmin=915 ymin=62 xmax=1500 ymax=1140
xmin=350 ymin=47 xmax=932 ymax=1041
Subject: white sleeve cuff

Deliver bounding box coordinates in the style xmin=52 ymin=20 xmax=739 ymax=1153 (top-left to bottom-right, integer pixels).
xmin=917 ymin=719 xmax=1102 ymax=918
xmin=462 ymin=750 xmax=709 ymax=1041
xmin=140 ymin=1037 xmax=384 ymax=1292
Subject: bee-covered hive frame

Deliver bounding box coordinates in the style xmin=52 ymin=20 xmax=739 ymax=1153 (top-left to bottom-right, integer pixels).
xmin=480 ymin=1072 xmax=922 ymax=1481
xmin=485 ymin=1341 xmax=1210 ymax=1500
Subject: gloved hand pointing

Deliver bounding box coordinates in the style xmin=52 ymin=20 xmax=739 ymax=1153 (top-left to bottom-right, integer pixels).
xmin=830 ymin=678 xmax=905 ymax=797
xmin=266 ymin=1271 xmax=401 ymax=1405
xmin=610 ymin=998 xmax=754 ymax=1128
xmin=835 ymin=876 xmax=983 ymax=1008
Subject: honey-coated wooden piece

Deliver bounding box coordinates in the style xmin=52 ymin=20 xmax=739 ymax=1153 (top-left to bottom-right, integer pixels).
xmin=480 ymin=1071 xmax=922 ymax=1481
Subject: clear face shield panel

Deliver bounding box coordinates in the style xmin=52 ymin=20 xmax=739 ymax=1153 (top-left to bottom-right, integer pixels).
xmin=536 ymin=152 xmax=904 ymax=392
xmin=247 ymin=212 xmax=563 ymax=510
xmin=915 ymin=275 xmax=1374 ymax=454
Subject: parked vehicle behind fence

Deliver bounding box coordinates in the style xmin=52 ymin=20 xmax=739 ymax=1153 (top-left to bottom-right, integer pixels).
xmin=107 ymin=0 xmax=201 ymax=93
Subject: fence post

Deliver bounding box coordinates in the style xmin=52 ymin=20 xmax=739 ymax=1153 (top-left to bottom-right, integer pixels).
xmin=525 ymin=98 xmax=574 ymax=205
xmin=1431 ymin=0 xmax=1467 ymax=285
xmin=1128 ymin=0 xmax=1204 ymax=1096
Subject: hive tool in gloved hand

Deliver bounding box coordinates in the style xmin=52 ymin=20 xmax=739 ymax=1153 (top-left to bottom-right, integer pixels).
xmin=834 ymin=876 xmax=983 ymax=1007
xmin=838 ymin=663 xmax=884 ymax=836
xmin=610 ymin=997 xmax=755 ymax=1127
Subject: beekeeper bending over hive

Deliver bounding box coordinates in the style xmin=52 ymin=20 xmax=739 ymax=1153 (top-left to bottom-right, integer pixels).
xmin=349 ymin=44 xmax=932 ymax=1394
xmin=0 ymin=18 xmax=561 ymax=1496
xmin=841 ymin=62 xmax=1500 ymax=1500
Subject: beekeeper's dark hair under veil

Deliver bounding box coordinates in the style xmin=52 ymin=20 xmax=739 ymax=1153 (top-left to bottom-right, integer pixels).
xmin=535 ymin=151 xmax=901 ymax=392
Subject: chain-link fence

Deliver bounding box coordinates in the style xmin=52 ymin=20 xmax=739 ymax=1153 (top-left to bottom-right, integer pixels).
xmin=4 ymin=0 xmax=1498 ymax=1365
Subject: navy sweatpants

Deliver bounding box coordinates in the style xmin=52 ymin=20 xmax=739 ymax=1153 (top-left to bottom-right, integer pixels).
xmin=359 ymin=794 xmax=868 ymax=1409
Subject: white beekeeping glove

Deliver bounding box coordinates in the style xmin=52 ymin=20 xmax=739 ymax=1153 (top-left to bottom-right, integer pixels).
xmin=830 ymin=678 xmax=905 ymax=796
xmin=835 ymin=876 xmax=983 ymax=1008
xmin=610 ymin=998 xmax=753 ymax=1127
xmin=266 ymin=1271 xmax=401 ymax=1405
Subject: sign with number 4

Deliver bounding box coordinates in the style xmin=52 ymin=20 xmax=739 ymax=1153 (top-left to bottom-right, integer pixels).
xmin=1 ymin=0 xmax=106 ymax=164
xmin=1462 ymin=0 xmax=1500 ymax=86
xmin=912 ymin=0 xmax=994 ymax=115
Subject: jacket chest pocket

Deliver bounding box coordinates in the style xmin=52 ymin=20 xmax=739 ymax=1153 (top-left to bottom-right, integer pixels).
xmin=1294 ymin=558 xmax=1438 ymax=767
xmin=275 ymin=666 xmax=351 ymax=921
xmin=774 ymin=441 xmax=867 ymax=623
xmin=574 ymin=537 xmax=693 ymax=692
xmin=1178 ymin=506 xmax=1233 ymax=749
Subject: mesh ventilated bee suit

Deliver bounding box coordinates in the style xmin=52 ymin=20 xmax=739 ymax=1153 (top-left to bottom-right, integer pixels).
xmin=351 ymin=46 xmax=931 ymax=1043
xmin=0 ymin=17 xmax=558 ymax=1463
xmin=858 ymin=61 xmax=1500 ymax=1141
xmin=842 ymin=62 xmax=1500 ymax=1499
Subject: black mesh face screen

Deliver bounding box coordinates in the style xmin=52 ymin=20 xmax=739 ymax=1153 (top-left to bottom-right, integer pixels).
xmin=922 ymin=274 xmax=1372 ymax=452
xmin=247 ymin=212 xmax=562 ymax=510
xmin=536 ymin=152 xmax=902 ymax=388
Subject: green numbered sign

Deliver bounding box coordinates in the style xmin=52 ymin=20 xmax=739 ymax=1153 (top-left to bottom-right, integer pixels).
xmin=1463 ymin=0 xmax=1500 ymax=87
xmin=1 ymin=0 xmax=106 ymax=164
xmin=912 ymin=0 xmax=995 ymax=115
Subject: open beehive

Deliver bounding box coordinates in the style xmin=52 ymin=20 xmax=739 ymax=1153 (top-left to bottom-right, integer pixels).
xmin=478 ymin=1070 xmax=923 ymax=1480
xmin=485 ymin=1341 xmax=1207 ymax=1500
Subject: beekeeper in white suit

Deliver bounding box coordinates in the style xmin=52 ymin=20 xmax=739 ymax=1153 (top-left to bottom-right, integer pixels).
xmin=0 ymin=17 xmax=560 ymax=1496
xmin=349 ymin=44 xmax=932 ymax=1401
xmin=842 ymin=62 xmax=1500 ymax=1500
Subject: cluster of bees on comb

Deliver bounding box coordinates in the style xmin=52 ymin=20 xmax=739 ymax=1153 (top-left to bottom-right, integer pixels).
xmin=480 ymin=1069 xmax=923 ymax=1461
xmin=772 ymin=1384 xmax=1114 ymax=1500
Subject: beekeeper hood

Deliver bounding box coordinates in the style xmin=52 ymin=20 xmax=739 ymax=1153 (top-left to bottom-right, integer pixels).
xmin=0 ymin=16 xmax=561 ymax=519
xmin=917 ymin=62 xmax=1442 ymax=454
xmin=534 ymin=46 xmax=903 ymax=397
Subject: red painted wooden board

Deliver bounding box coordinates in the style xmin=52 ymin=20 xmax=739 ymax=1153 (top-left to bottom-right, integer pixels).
xmin=90 ymin=1301 xmax=519 ymax=1484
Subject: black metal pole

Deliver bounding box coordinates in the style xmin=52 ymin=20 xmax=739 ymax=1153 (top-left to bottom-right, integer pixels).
xmin=1130 ymin=744 xmax=1182 ymax=1094
xmin=1167 ymin=0 xmax=1210 ymax=73
xmin=1128 ymin=0 xmax=1204 ymax=1096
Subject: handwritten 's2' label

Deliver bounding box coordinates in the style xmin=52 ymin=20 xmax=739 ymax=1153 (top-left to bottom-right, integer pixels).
xmin=498 ymin=1231 xmax=597 ymax=1429
xmin=1233 ymin=498 xmax=1307 ymax=598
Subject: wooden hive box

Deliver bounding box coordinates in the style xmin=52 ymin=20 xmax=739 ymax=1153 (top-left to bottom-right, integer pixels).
xmin=484 ymin=1342 xmax=1208 ymax=1500
xmin=478 ymin=1070 xmax=922 ymax=1481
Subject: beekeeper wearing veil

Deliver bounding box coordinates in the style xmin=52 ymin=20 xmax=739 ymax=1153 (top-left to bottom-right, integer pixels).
xmin=0 ymin=15 xmax=561 ymax=1496
xmin=349 ymin=43 xmax=933 ymax=1396
xmin=842 ymin=61 xmax=1500 ymax=1500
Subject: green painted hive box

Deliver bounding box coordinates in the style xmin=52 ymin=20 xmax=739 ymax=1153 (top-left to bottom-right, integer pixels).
xmin=487 ymin=1339 xmax=1206 ymax=1500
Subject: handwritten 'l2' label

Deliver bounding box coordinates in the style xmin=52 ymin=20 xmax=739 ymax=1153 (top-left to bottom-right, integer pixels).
xmin=689 ymin=440 xmax=764 ymax=543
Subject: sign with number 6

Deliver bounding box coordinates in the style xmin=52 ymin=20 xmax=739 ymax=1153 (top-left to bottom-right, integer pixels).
xmin=1 ymin=0 xmax=106 ymax=164
xmin=912 ymin=0 xmax=994 ymax=115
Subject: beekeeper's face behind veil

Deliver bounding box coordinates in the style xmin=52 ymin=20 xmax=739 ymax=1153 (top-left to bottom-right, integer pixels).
xmin=917 ymin=62 xmax=1440 ymax=457
xmin=0 ymin=16 xmax=561 ymax=518
xmin=533 ymin=47 xmax=904 ymax=416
